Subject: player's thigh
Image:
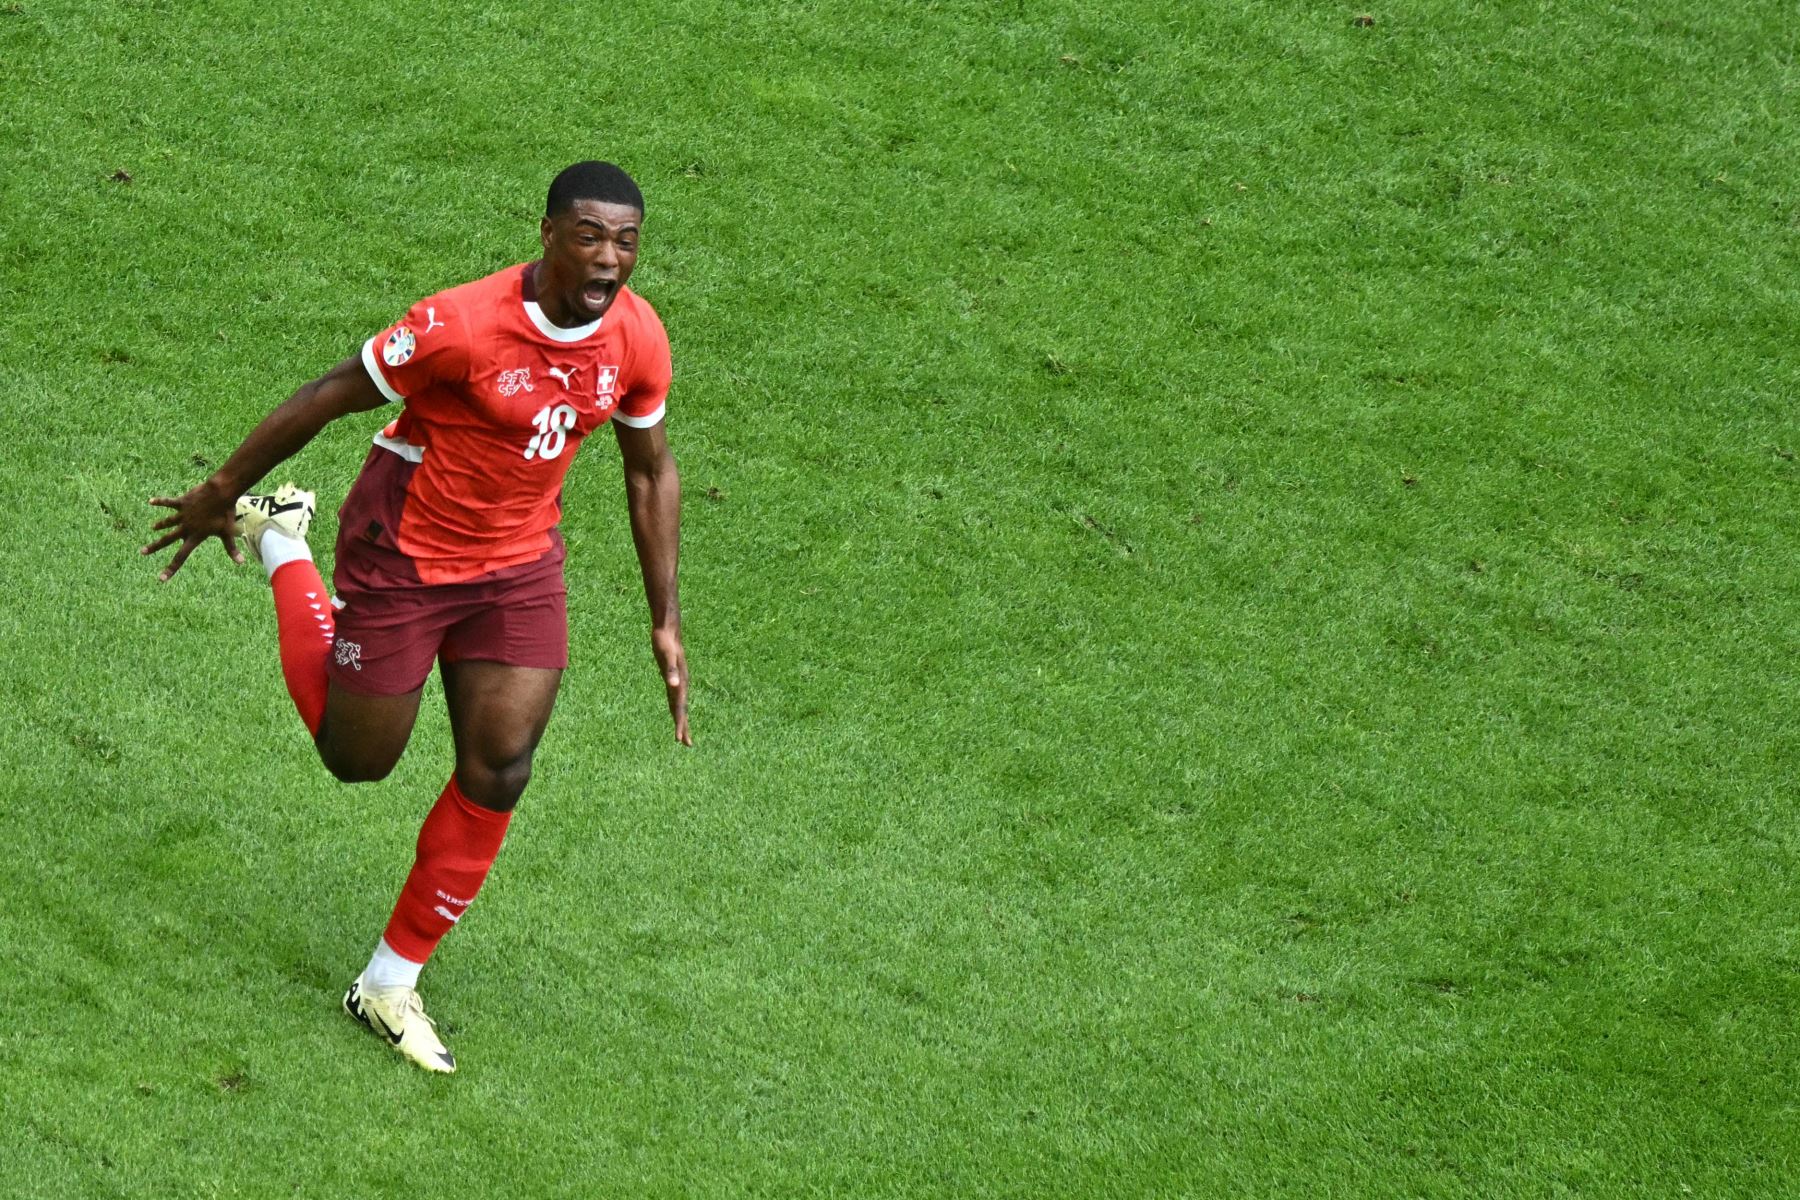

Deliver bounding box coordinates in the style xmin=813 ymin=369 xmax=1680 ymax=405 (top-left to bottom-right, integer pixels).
xmin=319 ymin=681 xmax=425 ymax=782
xmin=441 ymin=659 xmax=564 ymax=770
xmin=438 ymin=578 xmax=567 ymax=769
xmin=321 ymin=574 xmax=457 ymax=778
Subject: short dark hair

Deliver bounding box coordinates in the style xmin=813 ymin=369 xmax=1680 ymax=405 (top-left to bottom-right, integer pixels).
xmin=546 ymin=161 xmax=644 ymax=218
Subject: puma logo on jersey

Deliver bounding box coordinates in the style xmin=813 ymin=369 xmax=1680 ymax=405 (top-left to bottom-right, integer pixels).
xmin=547 ymin=365 xmax=580 ymax=391
xmin=423 ymin=306 xmax=445 ymax=334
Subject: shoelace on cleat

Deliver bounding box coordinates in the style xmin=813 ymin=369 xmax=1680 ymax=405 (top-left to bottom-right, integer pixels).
xmin=397 ymin=989 xmax=440 ymax=1032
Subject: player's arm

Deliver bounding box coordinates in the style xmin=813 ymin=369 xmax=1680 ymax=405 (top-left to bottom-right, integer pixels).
xmin=615 ymin=417 xmax=691 ymax=746
xmin=143 ymin=355 xmax=389 ymax=581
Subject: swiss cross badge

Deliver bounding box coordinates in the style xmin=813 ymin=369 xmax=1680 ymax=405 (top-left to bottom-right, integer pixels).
xmin=497 ymin=368 xmax=534 ymax=397
xmin=595 ymin=365 xmax=620 ymax=397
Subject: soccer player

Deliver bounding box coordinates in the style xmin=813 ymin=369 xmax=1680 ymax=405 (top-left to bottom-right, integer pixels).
xmin=141 ymin=161 xmax=690 ymax=1073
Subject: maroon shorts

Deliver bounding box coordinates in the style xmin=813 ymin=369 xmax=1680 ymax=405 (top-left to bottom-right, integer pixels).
xmin=328 ymin=543 xmax=569 ymax=697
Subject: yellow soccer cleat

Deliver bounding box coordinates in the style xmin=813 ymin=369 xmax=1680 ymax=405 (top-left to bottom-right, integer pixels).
xmin=343 ymin=975 xmax=457 ymax=1074
xmin=235 ymin=483 xmax=316 ymax=565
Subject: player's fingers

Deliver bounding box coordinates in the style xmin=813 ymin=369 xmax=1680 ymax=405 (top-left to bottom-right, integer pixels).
xmin=140 ymin=530 xmax=183 ymax=555
xmin=158 ymin=538 xmax=199 ymax=582
xmin=148 ymin=496 xmax=179 ymax=509
xmin=150 ymin=512 xmax=181 ymax=532
xmin=217 ymin=532 xmax=245 ymax=565
xmin=669 ymin=670 xmax=691 ymax=744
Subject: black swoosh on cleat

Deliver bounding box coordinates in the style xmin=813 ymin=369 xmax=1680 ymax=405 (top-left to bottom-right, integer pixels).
xmin=369 ymin=1010 xmax=405 ymax=1045
xmin=344 ymin=983 xmax=387 ymax=1039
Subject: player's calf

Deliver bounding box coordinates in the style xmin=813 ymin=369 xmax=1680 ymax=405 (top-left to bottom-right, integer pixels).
xmin=344 ymin=773 xmax=510 ymax=1073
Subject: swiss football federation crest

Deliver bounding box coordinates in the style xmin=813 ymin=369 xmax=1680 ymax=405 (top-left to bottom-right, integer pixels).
xmin=497 ymin=368 xmax=535 ymax=397
xmin=334 ymin=638 xmax=363 ymax=671
xmin=382 ymin=327 xmax=416 ymax=367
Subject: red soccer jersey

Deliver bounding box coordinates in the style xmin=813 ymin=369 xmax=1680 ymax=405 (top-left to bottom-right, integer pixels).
xmin=349 ymin=262 xmax=671 ymax=585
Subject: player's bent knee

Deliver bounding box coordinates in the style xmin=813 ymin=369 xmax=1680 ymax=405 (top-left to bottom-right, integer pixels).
xmin=326 ymin=760 xmax=396 ymax=785
xmin=457 ymin=752 xmax=534 ymax=812
xmin=317 ymin=739 xmax=402 ymax=785
xmin=317 ymin=686 xmax=423 ymax=785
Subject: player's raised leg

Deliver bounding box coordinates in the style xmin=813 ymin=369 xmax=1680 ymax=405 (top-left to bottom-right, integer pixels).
xmin=237 ymin=484 xmax=334 ymax=734
xmin=239 ymin=484 xmax=425 ymax=779
xmin=345 ymin=660 xmax=562 ymax=1073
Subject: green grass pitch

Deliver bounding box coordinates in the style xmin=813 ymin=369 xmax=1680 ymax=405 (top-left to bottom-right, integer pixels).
xmin=2 ymin=0 xmax=1797 ymax=1194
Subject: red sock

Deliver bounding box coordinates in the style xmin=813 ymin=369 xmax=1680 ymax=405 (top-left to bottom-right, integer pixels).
xmin=382 ymin=776 xmax=513 ymax=964
xmin=269 ymin=559 xmax=334 ymax=736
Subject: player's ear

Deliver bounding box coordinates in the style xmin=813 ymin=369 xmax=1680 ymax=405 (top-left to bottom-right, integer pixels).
xmin=540 ymin=216 xmax=555 ymax=252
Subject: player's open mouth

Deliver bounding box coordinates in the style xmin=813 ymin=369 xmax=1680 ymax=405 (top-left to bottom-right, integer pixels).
xmin=581 ymin=280 xmax=615 ymax=310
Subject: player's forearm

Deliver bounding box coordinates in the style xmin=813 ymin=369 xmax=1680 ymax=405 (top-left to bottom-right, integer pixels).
xmin=207 ymin=384 xmax=338 ymax=497
xmin=207 ymin=358 xmax=383 ymax=498
xmin=624 ymin=461 xmax=681 ymax=630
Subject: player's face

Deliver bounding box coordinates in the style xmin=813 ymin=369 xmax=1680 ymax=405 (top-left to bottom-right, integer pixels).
xmin=539 ymin=199 xmax=641 ymax=322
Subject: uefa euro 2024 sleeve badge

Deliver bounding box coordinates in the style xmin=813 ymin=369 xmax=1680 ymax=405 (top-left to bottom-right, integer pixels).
xmin=383 ymin=326 xmax=417 ymax=367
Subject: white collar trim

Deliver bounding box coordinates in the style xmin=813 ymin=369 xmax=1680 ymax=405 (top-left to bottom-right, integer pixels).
xmin=523 ymin=299 xmax=603 ymax=342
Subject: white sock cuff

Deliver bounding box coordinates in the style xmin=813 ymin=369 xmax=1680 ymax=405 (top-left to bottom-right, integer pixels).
xmin=259 ymin=529 xmax=313 ymax=578
xmin=364 ymin=937 xmax=425 ymax=991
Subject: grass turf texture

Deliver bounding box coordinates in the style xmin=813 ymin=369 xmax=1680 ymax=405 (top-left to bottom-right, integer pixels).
xmin=2 ymin=0 xmax=1797 ymax=1194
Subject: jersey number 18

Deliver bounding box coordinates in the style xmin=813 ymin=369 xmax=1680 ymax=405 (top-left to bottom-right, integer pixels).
xmin=524 ymin=404 xmax=578 ymax=460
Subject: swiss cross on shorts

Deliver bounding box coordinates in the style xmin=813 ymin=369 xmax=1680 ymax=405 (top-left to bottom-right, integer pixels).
xmin=595 ymin=365 xmax=620 ymax=396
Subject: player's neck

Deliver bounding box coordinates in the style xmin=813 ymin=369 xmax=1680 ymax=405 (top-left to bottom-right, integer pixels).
xmin=529 ymin=261 xmax=586 ymax=329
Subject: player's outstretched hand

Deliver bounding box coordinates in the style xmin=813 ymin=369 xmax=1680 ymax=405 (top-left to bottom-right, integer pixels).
xmin=142 ymin=480 xmax=243 ymax=582
xmin=652 ymin=624 xmax=692 ymax=746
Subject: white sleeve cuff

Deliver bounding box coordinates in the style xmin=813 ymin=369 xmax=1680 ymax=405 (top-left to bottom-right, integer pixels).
xmin=360 ymin=336 xmax=405 ymax=404
xmin=613 ymin=402 xmax=666 ymax=429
